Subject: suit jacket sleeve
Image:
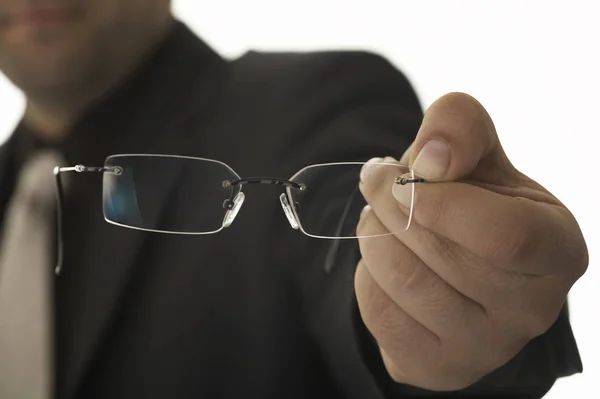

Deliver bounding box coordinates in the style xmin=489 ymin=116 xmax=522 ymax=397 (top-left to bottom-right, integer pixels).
xmin=257 ymin=50 xmax=583 ymax=398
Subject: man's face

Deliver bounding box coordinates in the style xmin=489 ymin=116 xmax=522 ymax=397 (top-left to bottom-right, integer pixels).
xmin=0 ymin=0 xmax=170 ymax=101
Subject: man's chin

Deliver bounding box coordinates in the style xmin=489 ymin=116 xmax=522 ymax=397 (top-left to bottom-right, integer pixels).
xmin=11 ymin=60 xmax=96 ymax=108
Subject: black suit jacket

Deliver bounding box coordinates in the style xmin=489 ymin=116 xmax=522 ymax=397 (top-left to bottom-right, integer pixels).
xmin=0 ymin=22 xmax=581 ymax=399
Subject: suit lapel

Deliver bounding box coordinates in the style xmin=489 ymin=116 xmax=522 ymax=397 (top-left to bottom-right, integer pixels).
xmin=61 ymin=22 xmax=228 ymax=398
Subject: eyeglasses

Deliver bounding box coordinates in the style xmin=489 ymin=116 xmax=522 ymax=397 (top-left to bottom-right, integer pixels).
xmin=53 ymin=154 xmax=425 ymax=272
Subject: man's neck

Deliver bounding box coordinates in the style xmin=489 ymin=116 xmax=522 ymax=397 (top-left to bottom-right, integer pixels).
xmin=21 ymin=104 xmax=76 ymax=143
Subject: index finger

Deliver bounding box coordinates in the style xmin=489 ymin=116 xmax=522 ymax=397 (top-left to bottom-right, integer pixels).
xmin=395 ymin=181 xmax=576 ymax=276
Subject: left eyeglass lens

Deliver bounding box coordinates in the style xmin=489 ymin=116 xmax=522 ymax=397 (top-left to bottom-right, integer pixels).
xmin=102 ymin=155 xmax=241 ymax=233
xmin=286 ymin=162 xmax=415 ymax=238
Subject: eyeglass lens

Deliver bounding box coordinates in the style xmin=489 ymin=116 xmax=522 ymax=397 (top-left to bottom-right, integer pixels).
xmin=287 ymin=163 xmax=414 ymax=238
xmin=102 ymin=155 xmax=241 ymax=234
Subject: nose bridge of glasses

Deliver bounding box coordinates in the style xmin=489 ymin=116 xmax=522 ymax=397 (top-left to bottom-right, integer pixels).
xmin=221 ymin=177 xmax=305 ymax=212
xmin=222 ymin=177 xmax=305 ymax=191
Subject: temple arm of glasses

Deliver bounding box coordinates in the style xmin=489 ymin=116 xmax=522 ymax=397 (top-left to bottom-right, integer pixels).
xmin=52 ymin=164 xmax=122 ymax=276
xmin=56 ymin=165 xmax=123 ymax=174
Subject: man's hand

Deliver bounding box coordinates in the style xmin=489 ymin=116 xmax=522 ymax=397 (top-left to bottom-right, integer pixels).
xmin=355 ymin=92 xmax=588 ymax=391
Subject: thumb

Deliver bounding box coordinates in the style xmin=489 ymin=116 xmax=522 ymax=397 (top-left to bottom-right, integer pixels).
xmin=409 ymin=92 xmax=511 ymax=182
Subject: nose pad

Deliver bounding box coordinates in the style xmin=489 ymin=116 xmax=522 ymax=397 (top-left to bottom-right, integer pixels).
xmin=222 ymin=192 xmax=245 ymax=228
xmin=279 ymin=193 xmax=299 ymax=230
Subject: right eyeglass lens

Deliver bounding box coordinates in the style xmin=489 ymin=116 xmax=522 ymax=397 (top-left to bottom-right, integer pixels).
xmin=286 ymin=162 xmax=414 ymax=238
xmin=102 ymin=155 xmax=241 ymax=234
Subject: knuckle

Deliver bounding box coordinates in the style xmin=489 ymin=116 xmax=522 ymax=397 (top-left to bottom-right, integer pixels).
xmin=355 ymin=268 xmax=405 ymax=339
xmin=560 ymin=210 xmax=589 ymax=279
xmin=432 ymin=354 xmax=489 ymax=391
xmin=417 ymin=362 xmax=480 ymax=391
xmin=503 ymin=226 xmax=534 ymax=262
xmin=382 ymin=352 xmax=410 ymax=384
xmin=386 ymin=367 xmax=407 ymax=384
xmin=521 ymin=304 xmax=560 ymax=338
xmin=433 ymin=348 xmax=477 ymax=390
xmin=355 ymin=209 xmax=372 ymax=236
xmin=369 ymin=300 xmax=408 ymax=338
xmin=440 ymin=373 xmax=481 ymax=391
xmin=362 ymin=307 xmax=423 ymax=363
xmin=432 ymin=327 xmax=511 ymax=391
xmin=495 ymin=294 xmax=559 ymax=345
xmin=573 ymin=246 xmax=589 ymax=279
xmin=361 ymin=236 xmax=424 ymax=296
xmin=487 ymin=209 xmax=534 ymax=263
xmin=384 ymin=342 xmax=444 ymax=388
xmin=390 ymin=254 xmax=428 ymax=297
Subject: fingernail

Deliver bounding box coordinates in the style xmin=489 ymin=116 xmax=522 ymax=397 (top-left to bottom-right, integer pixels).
xmin=392 ymin=181 xmax=412 ymax=208
xmin=412 ymin=140 xmax=450 ymax=180
xmin=360 ymin=205 xmax=371 ymax=218
xmin=360 ymin=157 xmax=383 ymax=182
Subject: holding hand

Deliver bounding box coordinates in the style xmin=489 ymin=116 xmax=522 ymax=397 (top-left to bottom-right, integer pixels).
xmin=355 ymin=92 xmax=588 ymax=391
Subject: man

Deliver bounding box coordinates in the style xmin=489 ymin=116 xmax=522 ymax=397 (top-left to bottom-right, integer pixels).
xmin=0 ymin=1 xmax=588 ymax=398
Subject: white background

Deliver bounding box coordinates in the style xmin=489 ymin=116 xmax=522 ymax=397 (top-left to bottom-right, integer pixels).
xmin=1 ymin=1 xmax=598 ymax=397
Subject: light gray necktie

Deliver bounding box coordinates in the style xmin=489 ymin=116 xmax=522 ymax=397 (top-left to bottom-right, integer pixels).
xmin=0 ymin=150 xmax=64 ymax=399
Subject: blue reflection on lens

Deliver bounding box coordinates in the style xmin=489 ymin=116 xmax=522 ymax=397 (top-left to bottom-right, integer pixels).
xmin=104 ymin=170 xmax=144 ymax=227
